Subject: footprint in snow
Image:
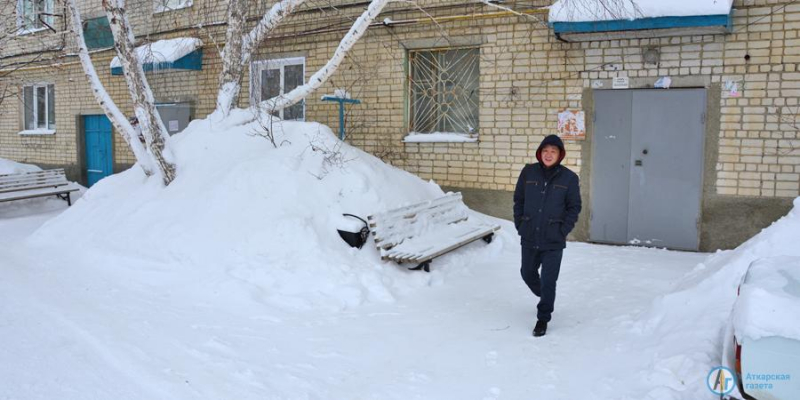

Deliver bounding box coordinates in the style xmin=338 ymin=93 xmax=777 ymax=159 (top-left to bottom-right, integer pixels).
xmin=482 ymin=387 xmax=502 ymax=400
xmin=485 ymin=351 xmax=498 ymax=367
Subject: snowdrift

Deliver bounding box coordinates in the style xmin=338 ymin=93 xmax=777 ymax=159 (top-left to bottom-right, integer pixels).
xmin=631 ymin=197 xmax=800 ymax=399
xmin=30 ymin=111 xmax=503 ymax=312
xmin=0 ymin=157 xmax=42 ymax=175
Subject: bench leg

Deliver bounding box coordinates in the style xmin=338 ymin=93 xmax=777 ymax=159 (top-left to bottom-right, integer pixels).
xmin=56 ymin=193 xmax=72 ymax=206
xmin=408 ymin=261 xmax=431 ymax=273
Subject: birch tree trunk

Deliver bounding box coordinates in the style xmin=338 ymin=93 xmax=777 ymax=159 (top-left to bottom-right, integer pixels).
xmin=215 ymin=0 xmax=307 ymax=116
xmin=103 ymin=0 xmax=176 ymax=185
xmin=65 ymin=0 xmax=154 ymax=176
xmin=215 ymin=0 xmax=248 ymax=115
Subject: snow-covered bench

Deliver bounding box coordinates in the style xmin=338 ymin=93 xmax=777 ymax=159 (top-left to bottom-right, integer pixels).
xmin=0 ymin=169 xmax=80 ymax=206
xmin=368 ymin=193 xmax=500 ymax=272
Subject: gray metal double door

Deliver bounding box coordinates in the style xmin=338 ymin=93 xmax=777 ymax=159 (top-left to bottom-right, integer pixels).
xmin=591 ymin=89 xmax=706 ymax=251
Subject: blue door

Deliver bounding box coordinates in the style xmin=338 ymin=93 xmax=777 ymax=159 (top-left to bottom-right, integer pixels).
xmin=83 ymin=115 xmax=113 ymax=187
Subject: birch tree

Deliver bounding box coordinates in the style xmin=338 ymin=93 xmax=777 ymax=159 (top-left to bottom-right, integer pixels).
xmin=65 ymin=0 xmax=154 ymax=176
xmin=65 ymin=0 xmax=396 ymax=185
xmin=103 ymin=0 xmax=175 ymax=183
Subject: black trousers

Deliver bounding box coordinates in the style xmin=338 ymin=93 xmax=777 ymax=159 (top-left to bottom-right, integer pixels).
xmin=520 ymin=248 xmax=563 ymax=323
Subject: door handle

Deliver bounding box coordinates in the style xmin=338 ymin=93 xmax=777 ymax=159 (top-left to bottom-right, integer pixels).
xmin=634 ymin=160 xmax=643 ymax=166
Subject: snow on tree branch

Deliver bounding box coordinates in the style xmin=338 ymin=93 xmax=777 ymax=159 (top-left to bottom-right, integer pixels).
xmin=216 ymin=0 xmax=308 ymax=116
xmin=259 ymin=0 xmax=393 ymax=115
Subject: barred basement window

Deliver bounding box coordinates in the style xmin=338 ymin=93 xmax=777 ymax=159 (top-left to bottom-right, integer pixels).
xmin=22 ymin=84 xmax=55 ymax=132
xmin=408 ymin=48 xmax=480 ymax=136
xmin=16 ymin=0 xmax=54 ymax=34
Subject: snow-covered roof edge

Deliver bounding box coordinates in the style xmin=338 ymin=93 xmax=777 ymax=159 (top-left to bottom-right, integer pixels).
xmin=110 ymin=37 xmax=203 ymax=69
xmin=549 ymin=0 xmax=734 ymax=23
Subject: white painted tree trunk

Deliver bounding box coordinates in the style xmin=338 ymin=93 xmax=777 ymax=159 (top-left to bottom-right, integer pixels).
xmin=215 ymin=0 xmax=248 ymax=116
xmin=65 ymin=0 xmax=154 ymax=176
xmin=215 ymin=0 xmax=307 ymax=116
xmin=259 ymin=0 xmax=393 ymax=115
xmin=104 ymin=0 xmax=176 ymax=185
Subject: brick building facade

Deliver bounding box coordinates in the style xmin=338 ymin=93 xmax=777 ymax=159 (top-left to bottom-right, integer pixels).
xmin=1 ymin=0 xmax=798 ymax=250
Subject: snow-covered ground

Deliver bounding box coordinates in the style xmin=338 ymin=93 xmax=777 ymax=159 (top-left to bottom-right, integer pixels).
xmin=2 ymin=114 xmax=797 ymax=399
xmin=1 ymin=197 xmax=709 ymax=400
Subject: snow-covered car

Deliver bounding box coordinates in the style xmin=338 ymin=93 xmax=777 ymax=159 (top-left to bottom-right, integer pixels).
xmin=732 ymin=256 xmax=800 ymax=400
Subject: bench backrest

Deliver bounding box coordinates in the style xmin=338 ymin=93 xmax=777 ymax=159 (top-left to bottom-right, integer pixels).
xmin=0 ymin=169 xmax=70 ymax=194
xmin=368 ymin=192 xmax=469 ymax=250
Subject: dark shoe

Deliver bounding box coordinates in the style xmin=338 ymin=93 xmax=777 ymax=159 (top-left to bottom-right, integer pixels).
xmin=533 ymin=320 xmax=547 ymax=337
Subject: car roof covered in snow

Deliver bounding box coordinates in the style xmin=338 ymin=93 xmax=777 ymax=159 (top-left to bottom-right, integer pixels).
xmin=733 ymin=256 xmax=800 ymax=342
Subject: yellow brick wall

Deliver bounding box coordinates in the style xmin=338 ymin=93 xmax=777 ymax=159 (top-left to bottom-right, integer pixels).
xmin=1 ymin=0 xmax=798 ymax=199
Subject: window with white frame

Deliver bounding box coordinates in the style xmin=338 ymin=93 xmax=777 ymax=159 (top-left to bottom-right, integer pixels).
xmin=408 ymin=47 xmax=480 ymax=135
xmin=154 ymin=0 xmax=193 ymax=13
xmin=22 ymin=84 xmax=56 ymax=132
xmin=250 ymin=57 xmax=305 ymax=121
xmin=16 ymin=0 xmax=54 ymax=34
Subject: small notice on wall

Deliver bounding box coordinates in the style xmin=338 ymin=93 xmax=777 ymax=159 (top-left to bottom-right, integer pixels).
xmin=724 ymin=80 xmax=742 ymax=98
xmin=612 ymin=76 xmax=629 ymax=89
xmin=557 ymin=109 xmax=585 ymax=140
xmin=168 ymin=120 xmax=180 ymax=132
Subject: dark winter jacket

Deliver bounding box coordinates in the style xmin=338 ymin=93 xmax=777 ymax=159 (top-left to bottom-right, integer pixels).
xmin=513 ymin=135 xmax=582 ymax=250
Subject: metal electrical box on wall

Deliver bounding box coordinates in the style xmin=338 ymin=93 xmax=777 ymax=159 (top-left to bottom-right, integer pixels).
xmin=156 ymin=103 xmax=193 ymax=135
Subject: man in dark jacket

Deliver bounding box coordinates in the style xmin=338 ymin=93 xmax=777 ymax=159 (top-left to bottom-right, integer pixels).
xmin=513 ymin=134 xmax=582 ymax=337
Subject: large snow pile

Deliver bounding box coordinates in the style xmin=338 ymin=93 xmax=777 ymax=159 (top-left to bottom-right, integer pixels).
xmin=0 ymin=157 xmax=41 ymax=175
xmin=549 ymin=0 xmax=733 ymax=23
xmin=629 ymin=197 xmax=800 ymax=399
xmin=733 ymin=256 xmax=800 ymax=342
xmin=31 ymin=111 xmax=498 ymax=311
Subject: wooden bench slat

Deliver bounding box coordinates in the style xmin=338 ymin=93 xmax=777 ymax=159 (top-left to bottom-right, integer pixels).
xmin=370 ymin=194 xmax=470 ymax=248
xmin=373 ymin=213 xmax=469 ymax=248
xmin=383 ymin=224 xmax=499 ymax=264
xmin=369 ymin=194 xmax=463 ymax=220
xmin=0 ymin=176 xmax=68 ymax=186
xmin=371 ymin=200 xmax=464 ymax=229
xmin=0 ymin=168 xmax=64 ymax=177
xmin=0 ymin=180 xmax=68 ymax=194
xmin=0 ymin=171 xmax=67 ymax=184
xmin=0 ymin=182 xmax=80 ymax=203
xmin=0 ymin=176 xmax=67 ymax=189
xmin=0 ymin=169 xmax=64 ymax=182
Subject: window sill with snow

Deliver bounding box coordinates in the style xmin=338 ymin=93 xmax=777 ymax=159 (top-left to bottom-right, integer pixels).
xmin=16 ymin=26 xmax=49 ymax=36
xmin=18 ymin=129 xmax=56 ymax=136
xmin=153 ymin=0 xmax=193 ymax=14
xmin=403 ymin=132 xmax=478 ymax=143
